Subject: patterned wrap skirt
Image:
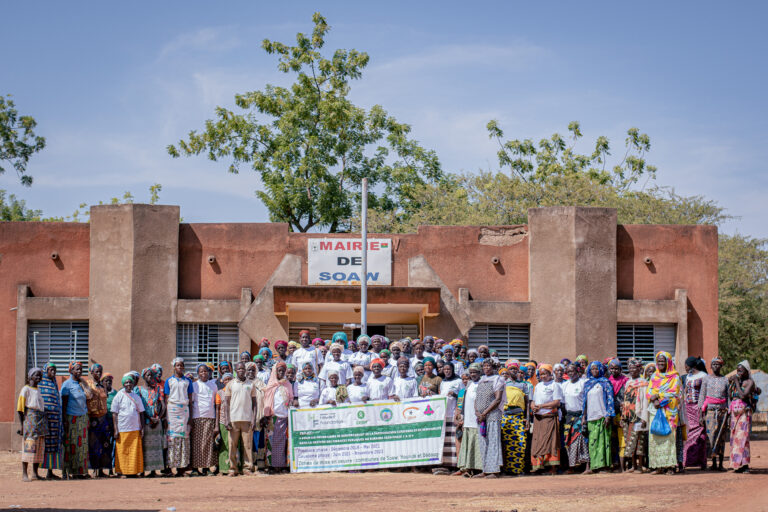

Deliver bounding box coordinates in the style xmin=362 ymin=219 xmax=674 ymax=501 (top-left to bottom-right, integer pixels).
xmin=114 ymin=430 xmax=143 ymax=475
xmin=442 ymin=419 xmax=457 ymax=466
xmin=683 ymin=402 xmax=708 ymax=468
xmin=63 ymin=414 xmax=89 ymax=476
xmin=622 ymin=421 xmax=647 ymax=458
xmin=42 ymin=410 xmax=63 ymax=469
xmin=564 ymin=411 xmax=589 ymax=466
xmin=267 ymin=416 xmax=289 ymax=468
xmin=457 ymin=427 xmax=483 ymax=471
xmin=587 ymin=418 xmax=612 ymax=469
xmin=531 ymin=414 xmax=560 ymax=470
xmin=500 ymin=412 xmax=527 ymax=474
xmin=21 ymin=408 xmax=47 ymax=464
xmin=705 ymin=406 xmax=728 ymax=458
xmin=190 ymin=417 xmax=217 ymax=468
xmin=166 ymin=402 xmax=190 ymax=469
xmin=647 ymin=404 xmax=677 ymax=469
xmin=729 ymin=402 xmax=751 ymax=470
xmin=142 ymin=422 xmax=165 ymax=472
xmin=88 ymin=414 xmax=113 ymax=470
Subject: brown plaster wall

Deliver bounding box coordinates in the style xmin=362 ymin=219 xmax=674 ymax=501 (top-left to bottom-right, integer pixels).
xmin=617 ymin=225 xmax=719 ymax=362
xmin=178 ymin=224 xmax=529 ymax=303
xmin=0 ymin=222 xmax=90 ymax=424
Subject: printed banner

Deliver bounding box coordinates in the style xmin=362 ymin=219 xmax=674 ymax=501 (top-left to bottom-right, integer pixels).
xmin=307 ymin=238 xmax=392 ymax=285
xmin=288 ymin=396 xmax=446 ymax=473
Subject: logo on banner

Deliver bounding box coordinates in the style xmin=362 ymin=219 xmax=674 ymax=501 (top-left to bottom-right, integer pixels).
xmin=380 ymin=408 xmax=393 ymax=422
xmin=423 ymin=405 xmax=435 ymax=416
xmin=402 ymin=406 xmax=419 ymax=421
xmin=357 ymin=411 xmax=365 ymax=419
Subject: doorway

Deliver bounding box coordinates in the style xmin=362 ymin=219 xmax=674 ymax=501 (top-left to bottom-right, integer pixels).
xmin=353 ymin=325 xmax=386 ymax=339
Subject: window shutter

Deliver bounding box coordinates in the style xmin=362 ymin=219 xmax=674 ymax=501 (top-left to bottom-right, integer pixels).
xmin=176 ymin=323 xmax=239 ymax=377
xmin=617 ymin=323 xmax=676 ymax=367
xmin=27 ymin=322 xmax=89 ymax=375
xmin=468 ymin=324 xmax=530 ymax=361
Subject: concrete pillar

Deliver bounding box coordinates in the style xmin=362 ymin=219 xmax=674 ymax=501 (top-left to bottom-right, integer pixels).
xmin=89 ymin=204 xmax=179 ymax=378
xmin=529 ymin=207 xmax=617 ymax=362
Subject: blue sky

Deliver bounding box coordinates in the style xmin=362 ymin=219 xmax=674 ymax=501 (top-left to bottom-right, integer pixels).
xmin=2 ymin=1 xmax=766 ymax=236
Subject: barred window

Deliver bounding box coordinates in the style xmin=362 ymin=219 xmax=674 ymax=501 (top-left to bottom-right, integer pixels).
xmin=176 ymin=323 xmax=239 ymax=377
xmin=27 ymin=321 xmax=89 ymax=374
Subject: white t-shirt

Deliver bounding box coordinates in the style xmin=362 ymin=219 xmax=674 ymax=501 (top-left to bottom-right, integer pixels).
xmin=18 ymin=385 xmax=44 ymax=411
xmin=273 ymin=386 xmax=290 ymax=418
xmin=586 ymin=384 xmax=608 ymax=421
xmin=191 ymin=379 xmax=218 ymax=419
xmin=533 ymin=380 xmax=564 ymax=415
xmin=296 ymin=378 xmax=321 ymax=408
xmin=561 ymin=379 xmax=586 ymax=413
xmin=325 ymin=349 xmax=354 ymax=364
xmin=225 ymin=379 xmax=259 ymax=423
xmin=349 ymin=351 xmax=373 ymax=378
xmin=393 ymin=376 xmax=418 ymax=400
xmin=110 ymin=389 xmax=145 ymax=433
xmin=257 ymin=369 xmax=271 ymax=387
xmin=319 ymin=360 xmax=353 ymax=385
xmin=293 ymin=347 xmax=319 ymax=373
xmin=347 ymin=383 xmax=368 ymax=404
xmin=445 ymin=360 xmax=464 ymax=377
xmin=382 ymin=363 xmax=399 ymax=379
xmin=463 ymin=381 xmax=479 ymax=429
xmin=423 ymin=351 xmax=439 ymax=361
xmin=366 ymin=376 xmax=394 ymax=401
xmin=440 ymin=378 xmax=463 ymax=418
xmin=165 ymin=376 xmax=194 ymax=405
xmin=319 ymin=386 xmax=348 ymax=405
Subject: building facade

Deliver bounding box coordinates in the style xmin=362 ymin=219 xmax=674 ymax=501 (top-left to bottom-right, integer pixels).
xmin=0 ymin=204 xmax=718 ymax=449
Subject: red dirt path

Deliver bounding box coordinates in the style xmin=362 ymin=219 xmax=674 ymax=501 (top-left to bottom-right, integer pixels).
xmin=1 ymin=440 xmax=766 ymax=512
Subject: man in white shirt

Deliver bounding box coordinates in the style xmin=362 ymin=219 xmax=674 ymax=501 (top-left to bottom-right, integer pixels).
xmin=224 ymin=362 xmax=263 ymax=475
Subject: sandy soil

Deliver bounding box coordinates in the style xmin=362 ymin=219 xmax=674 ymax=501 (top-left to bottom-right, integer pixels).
xmin=1 ymin=440 xmax=767 ymax=512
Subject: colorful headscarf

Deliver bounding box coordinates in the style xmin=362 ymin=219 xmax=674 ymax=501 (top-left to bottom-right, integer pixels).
xmin=582 ymin=361 xmax=614 ymax=429
xmin=357 ymin=334 xmax=371 ymax=345
xmin=239 ymin=351 xmax=251 ymax=360
xmin=259 ymin=337 xmax=270 ymax=348
xmin=441 ymin=345 xmax=454 ymax=354
xmin=28 ymin=367 xmax=42 ymax=379
xmin=711 ymin=355 xmax=724 ymax=365
xmin=422 ymin=356 xmax=436 ymax=368
xmin=288 ymin=341 xmax=301 ymax=350
xmin=646 ymin=351 xmax=681 ymax=428
xmin=505 ymin=359 xmax=520 ymax=369
xmin=468 ymin=362 xmax=482 ymax=372
xmin=312 ymin=337 xmax=324 ymax=347
xmin=68 ymin=361 xmax=82 ymax=373
xmin=370 ymin=358 xmax=386 ymax=369
xmin=274 ymin=340 xmax=288 ymax=349
xmin=259 ymin=347 xmax=272 ymax=360
xmin=380 ymin=349 xmax=391 ymax=359
xmin=332 ymin=331 xmax=348 ymax=348
xmin=538 ymin=363 xmax=554 ymax=374
xmin=89 ymin=363 xmax=103 ymax=374
xmin=450 ymin=338 xmax=464 ymax=347
xmin=151 ymin=363 xmax=163 ymax=376
xmin=608 ymin=359 xmax=629 ymax=395
xmin=121 ymin=373 xmax=133 ymax=385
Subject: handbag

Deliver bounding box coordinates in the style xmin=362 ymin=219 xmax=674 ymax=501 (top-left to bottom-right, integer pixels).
xmin=650 ymin=407 xmax=672 ymax=436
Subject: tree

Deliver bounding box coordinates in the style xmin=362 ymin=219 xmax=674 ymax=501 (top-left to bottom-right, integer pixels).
xmin=1 ymin=94 xmax=46 ymax=186
xmin=0 ymin=190 xmax=42 ymax=221
xmin=168 ymin=13 xmax=442 ymax=232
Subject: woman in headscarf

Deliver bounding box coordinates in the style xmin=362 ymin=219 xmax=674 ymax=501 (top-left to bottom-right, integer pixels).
xmin=273 ymin=340 xmax=290 ymax=366
xmin=286 ymin=341 xmax=300 ymax=364
xmin=350 ymin=336 xmax=374 ymax=381
xmin=60 ymin=361 xmax=92 ymax=478
xmin=698 ymin=355 xmax=729 ymax=471
xmin=454 ymin=362 xmax=483 ymax=477
xmin=682 ymin=356 xmax=708 ymax=470
xmin=325 ymin=332 xmax=353 ymax=363
xmin=581 ymin=361 xmax=614 ymax=473
xmin=263 ymin=361 xmax=293 ymax=473
xmin=561 ymin=362 xmax=589 ymax=473
xmin=319 ymin=370 xmax=350 ymax=406
xmin=17 ymin=368 xmax=46 ymax=481
xmin=643 ymin=362 xmax=656 ymax=381
xmin=190 ymin=363 xmax=218 ymax=475
xmin=319 ymin=343 xmax=354 ymax=386
xmin=466 ymin=349 xmax=479 ymax=367
xmin=367 ymin=358 xmax=395 ymax=400
xmin=258 ymin=347 xmax=274 ymax=369
xmin=474 ymin=359 xmax=504 ymax=478
xmin=530 ymin=364 xmax=563 ymax=474
xmin=644 ymin=351 xmax=682 ymax=474
xmin=728 ymin=360 xmax=756 ymax=473
xmin=620 ymin=358 xmax=649 ymax=473
xmin=84 ymin=363 xmax=111 ymax=478
xmin=418 ymin=357 xmax=442 ymax=397
xmin=137 ymin=367 xmax=165 ymax=477
xmin=215 ymin=361 xmax=232 ymax=390
xmin=38 ymin=362 xmax=63 ymax=479
xmin=499 ymin=361 xmax=528 ymax=476
xmin=295 ymin=362 xmax=321 ymax=408
xmin=110 ymin=373 xmax=145 ymax=477
xmin=239 ymin=351 xmax=252 ymax=365
xmin=438 ymin=361 xmax=462 ymax=472
xmin=253 ymin=355 xmax=271 ymax=386
xmin=607 ymin=358 xmax=628 ymax=471
xmin=163 ymin=357 xmax=195 ymax=476
xmin=347 ymin=366 xmax=370 ymax=404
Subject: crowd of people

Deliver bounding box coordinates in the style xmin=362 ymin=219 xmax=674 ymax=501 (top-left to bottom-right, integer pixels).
xmin=15 ymin=331 xmax=760 ymax=481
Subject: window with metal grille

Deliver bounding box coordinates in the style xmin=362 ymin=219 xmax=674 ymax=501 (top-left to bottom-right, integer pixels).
xmin=176 ymin=323 xmax=239 ymax=377
xmin=617 ymin=324 xmax=676 ymax=367
xmin=468 ymin=324 xmax=530 ymax=361
xmin=385 ymin=324 xmax=420 ymax=340
xmin=27 ymin=322 xmax=89 ymax=375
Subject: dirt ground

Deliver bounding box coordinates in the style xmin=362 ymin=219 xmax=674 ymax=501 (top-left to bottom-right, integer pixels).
xmin=1 ymin=440 xmax=767 ymax=512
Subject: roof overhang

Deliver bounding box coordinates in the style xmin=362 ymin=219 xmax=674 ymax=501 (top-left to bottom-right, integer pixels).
xmin=273 ymin=286 xmax=441 ymax=317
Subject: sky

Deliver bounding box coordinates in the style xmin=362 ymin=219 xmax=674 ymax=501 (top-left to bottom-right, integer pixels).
xmin=2 ymin=1 xmax=766 ymax=236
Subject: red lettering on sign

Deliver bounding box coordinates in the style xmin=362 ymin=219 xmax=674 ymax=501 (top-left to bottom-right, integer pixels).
xmin=370 ymin=241 xmax=379 ymax=250
xmin=334 ymin=242 xmax=345 ymax=250
xmin=352 ymin=242 xmax=362 ymax=251
xmin=320 ymin=241 xmax=332 ymax=251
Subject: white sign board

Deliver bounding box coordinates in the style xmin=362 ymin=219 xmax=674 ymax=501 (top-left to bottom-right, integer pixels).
xmin=308 ymin=238 xmax=392 ymax=285
xmin=289 ymin=397 xmax=447 ymax=473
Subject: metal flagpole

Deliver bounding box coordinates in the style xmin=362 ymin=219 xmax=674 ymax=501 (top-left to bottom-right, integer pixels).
xmin=33 ymin=332 xmax=38 ymax=368
xmin=361 ymin=178 xmax=368 ymax=336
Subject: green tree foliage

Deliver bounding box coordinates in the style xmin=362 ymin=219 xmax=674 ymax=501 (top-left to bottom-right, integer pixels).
xmin=0 ymin=190 xmax=42 ymax=221
xmin=0 ymin=94 xmax=46 ymax=186
xmin=718 ymin=235 xmax=768 ymax=370
xmin=168 ymin=13 xmax=442 ymax=232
